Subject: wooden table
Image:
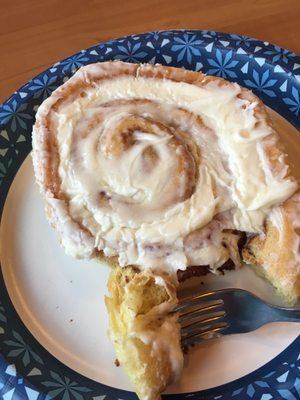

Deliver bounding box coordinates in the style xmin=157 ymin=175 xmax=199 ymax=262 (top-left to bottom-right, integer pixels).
xmin=1 ymin=0 xmax=299 ymax=103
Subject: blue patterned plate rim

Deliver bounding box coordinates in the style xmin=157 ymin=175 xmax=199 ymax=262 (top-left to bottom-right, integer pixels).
xmin=0 ymin=30 xmax=299 ymax=400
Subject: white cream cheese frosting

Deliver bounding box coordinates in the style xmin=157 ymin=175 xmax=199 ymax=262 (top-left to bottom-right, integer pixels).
xmin=32 ymin=61 xmax=298 ymax=276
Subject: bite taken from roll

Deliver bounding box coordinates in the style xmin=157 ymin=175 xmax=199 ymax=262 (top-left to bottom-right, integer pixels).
xmin=32 ymin=61 xmax=300 ymax=400
xmin=105 ymin=266 xmax=182 ymax=400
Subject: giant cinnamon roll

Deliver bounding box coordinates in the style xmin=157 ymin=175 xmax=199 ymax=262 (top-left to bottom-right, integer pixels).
xmin=32 ymin=61 xmax=297 ymax=273
xmin=32 ymin=61 xmax=300 ymax=400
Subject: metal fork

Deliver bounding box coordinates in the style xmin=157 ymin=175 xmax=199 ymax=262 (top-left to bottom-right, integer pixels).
xmin=174 ymin=288 xmax=300 ymax=346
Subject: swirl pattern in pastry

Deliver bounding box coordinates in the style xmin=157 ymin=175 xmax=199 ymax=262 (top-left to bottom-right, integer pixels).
xmin=32 ymin=61 xmax=297 ymax=275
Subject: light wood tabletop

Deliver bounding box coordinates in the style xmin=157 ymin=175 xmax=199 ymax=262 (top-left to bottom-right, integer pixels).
xmin=1 ymin=0 xmax=300 ymax=103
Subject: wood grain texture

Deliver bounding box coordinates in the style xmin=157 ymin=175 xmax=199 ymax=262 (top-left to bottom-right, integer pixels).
xmin=1 ymin=0 xmax=299 ymax=103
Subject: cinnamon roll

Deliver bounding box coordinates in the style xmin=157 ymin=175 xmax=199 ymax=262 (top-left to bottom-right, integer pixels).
xmin=32 ymin=61 xmax=298 ymax=274
xmin=32 ymin=61 xmax=300 ymax=400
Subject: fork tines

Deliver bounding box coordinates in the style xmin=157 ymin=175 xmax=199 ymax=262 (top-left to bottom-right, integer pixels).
xmin=176 ymin=293 xmax=229 ymax=345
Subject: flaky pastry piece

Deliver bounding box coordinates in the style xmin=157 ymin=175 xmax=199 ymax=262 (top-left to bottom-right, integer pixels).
xmin=105 ymin=266 xmax=183 ymax=400
xmin=243 ymin=193 xmax=300 ymax=304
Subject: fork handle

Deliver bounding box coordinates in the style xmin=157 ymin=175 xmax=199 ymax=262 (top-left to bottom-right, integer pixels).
xmin=270 ymin=306 xmax=300 ymax=323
